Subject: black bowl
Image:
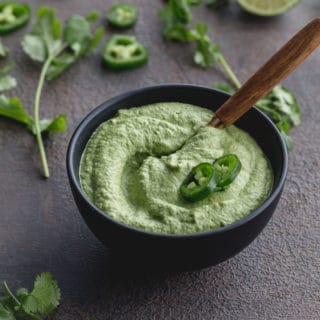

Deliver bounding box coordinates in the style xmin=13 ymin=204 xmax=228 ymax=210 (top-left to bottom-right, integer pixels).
xmin=67 ymin=84 xmax=288 ymax=271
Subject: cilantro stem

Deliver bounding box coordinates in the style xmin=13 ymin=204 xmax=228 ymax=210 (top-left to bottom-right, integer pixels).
xmin=217 ymin=53 xmax=241 ymax=90
xmin=3 ymin=281 xmax=21 ymax=306
xmin=34 ymin=56 xmax=54 ymax=179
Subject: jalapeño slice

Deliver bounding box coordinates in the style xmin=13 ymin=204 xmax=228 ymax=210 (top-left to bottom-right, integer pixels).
xmin=106 ymin=3 xmax=138 ymax=29
xmin=180 ymin=163 xmax=218 ymax=202
xmin=102 ymin=35 xmax=148 ymax=70
xmin=0 ymin=2 xmax=30 ymax=35
xmin=213 ymin=154 xmax=241 ymax=190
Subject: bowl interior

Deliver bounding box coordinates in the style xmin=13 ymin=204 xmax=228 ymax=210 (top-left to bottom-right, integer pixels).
xmin=68 ymin=84 xmax=287 ymax=231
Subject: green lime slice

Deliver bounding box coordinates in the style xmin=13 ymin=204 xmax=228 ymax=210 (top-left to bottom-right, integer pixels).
xmin=236 ymin=0 xmax=299 ymax=16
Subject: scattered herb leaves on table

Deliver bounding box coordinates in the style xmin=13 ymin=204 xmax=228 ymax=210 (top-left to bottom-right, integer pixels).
xmin=0 ymin=272 xmax=61 ymax=320
xmin=158 ymin=0 xmax=302 ymax=150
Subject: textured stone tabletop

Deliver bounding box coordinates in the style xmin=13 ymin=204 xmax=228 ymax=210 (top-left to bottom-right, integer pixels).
xmin=0 ymin=1 xmax=319 ymax=319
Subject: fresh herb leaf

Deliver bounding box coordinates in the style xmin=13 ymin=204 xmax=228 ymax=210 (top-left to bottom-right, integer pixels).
xmin=38 ymin=114 xmax=67 ymax=134
xmin=21 ymin=34 xmax=47 ymax=62
xmin=0 ymin=95 xmax=32 ymax=126
xmin=85 ymin=26 xmax=104 ymax=55
xmin=45 ymin=16 xmax=103 ymax=80
xmin=29 ymin=272 xmax=61 ymax=316
xmin=0 ymin=64 xmax=16 ymax=92
xmin=0 ymin=303 xmax=15 ymax=320
xmin=1 ymin=273 xmax=61 ymax=320
xmin=262 ymin=85 xmax=301 ymax=126
xmin=20 ymin=295 xmax=38 ymax=314
xmin=206 ymin=0 xmax=229 ymax=10
xmin=0 ymin=75 xmax=16 ymax=92
xmin=189 ymin=22 xmax=220 ymax=67
xmin=15 ymin=288 xmax=29 ymax=300
xmin=86 ymin=10 xmax=100 ymax=23
xmin=46 ymin=51 xmax=78 ymax=81
xmin=213 ymin=82 xmax=301 ymax=150
xmin=28 ymin=7 xmax=63 ymax=58
xmin=0 ymin=94 xmax=68 ymax=136
xmin=158 ymin=0 xmax=192 ymax=41
xmin=64 ymin=15 xmax=92 ymax=52
xmin=171 ymin=0 xmax=193 ymax=23
xmin=0 ymin=38 xmax=9 ymax=58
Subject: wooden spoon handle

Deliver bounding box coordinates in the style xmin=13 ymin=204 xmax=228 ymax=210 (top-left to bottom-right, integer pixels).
xmin=209 ymin=18 xmax=320 ymax=128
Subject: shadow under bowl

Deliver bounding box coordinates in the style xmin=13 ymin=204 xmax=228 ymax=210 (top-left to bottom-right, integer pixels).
xmin=67 ymin=84 xmax=288 ymax=271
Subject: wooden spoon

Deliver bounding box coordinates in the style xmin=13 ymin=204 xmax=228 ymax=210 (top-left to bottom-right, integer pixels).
xmin=209 ymin=18 xmax=320 ymax=128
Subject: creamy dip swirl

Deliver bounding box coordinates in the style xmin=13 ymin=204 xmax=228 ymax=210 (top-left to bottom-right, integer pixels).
xmin=80 ymin=103 xmax=273 ymax=234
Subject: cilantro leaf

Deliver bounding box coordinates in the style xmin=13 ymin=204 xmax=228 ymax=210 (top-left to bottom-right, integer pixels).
xmin=64 ymin=15 xmax=92 ymax=52
xmin=29 ymin=272 xmax=61 ymax=316
xmin=0 ymin=75 xmax=16 ymax=92
xmin=158 ymin=0 xmax=193 ymax=41
xmin=213 ymin=82 xmax=301 ymax=150
xmin=0 ymin=64 xmax=17 ymax=92
xmin=46 ymin=51 xmax=78 ymax=81
xmin=85 ymin=26 xmax=104 ymax=55
xmin=86 ymin=11 xmax=100 ymax=23
xmin=0 ymin=95 xmax=33 ymax=126
xmin=266 ymin=85 xmax=301 ymax=126
xmin=0 ymin=303 xmax=15 ymax=320
xmin=15 ymin=288 xmax=29 ymax=300
xmin=22 ymin=7 xmax=62 ymax=62
xmin=27 ymin=7 xmax=62 ymax=58
xmin=1 ymin=273 xmax=61 ymax=320
xmin=44 ymin=15 xmax=103 ymax=80
xmin=206 ymin=0 xmax=230 ymax=9
xmin=0 ymin=39 xmax=9 ymax=58
xmin=190 ymin=23 xmax=220 ymax=67
xmin=38 ymin=114 xmax=67 ymax=134
xmin=20 ymin=295 xmax=38 ymax=314
xmin=21 ymin=35 xmax=46 ymax=62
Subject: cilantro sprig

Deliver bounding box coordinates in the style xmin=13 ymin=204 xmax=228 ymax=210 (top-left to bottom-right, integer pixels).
xmin=158 ymin=0 xmax=302 ymax=150
xmin=19 ymin=7 xmax=103 ymax=178
xmin=214 ymin=82 xmax=301 ymax=149
xmin=0 ymin=12 xmax=72 ymax=169
xmin=0 ymin=272 xmax=61 ymax=320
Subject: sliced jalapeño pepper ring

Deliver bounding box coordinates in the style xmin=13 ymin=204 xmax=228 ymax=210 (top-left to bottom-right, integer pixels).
xmin=106 ymin=3 xmax=138 ymax=29
xmin=180 ymin=163 xmax=218 ymax=202
xmin=102 ymin=35 xmax=148 ymax=70
xmin=0 ymin=2 xmax=30 ymax=35
xmin=213 ymin=154 xmax=242 ymax=190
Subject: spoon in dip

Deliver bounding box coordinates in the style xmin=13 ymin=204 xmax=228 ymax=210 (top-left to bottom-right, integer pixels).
xmin=210 ymin=18 xmax=320 ymax=128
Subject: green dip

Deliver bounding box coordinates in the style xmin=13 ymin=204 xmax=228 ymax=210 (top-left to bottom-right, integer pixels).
xmin=80 ymin=102 xmax=273 ymax=234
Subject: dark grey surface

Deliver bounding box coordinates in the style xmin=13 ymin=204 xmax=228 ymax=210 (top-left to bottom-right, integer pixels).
xmin=0 ymin=1 xmax=319 ymax=319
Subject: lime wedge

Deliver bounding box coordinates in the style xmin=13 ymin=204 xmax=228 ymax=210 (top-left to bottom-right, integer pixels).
xmin=236 ymin=0 xmax=299 ymax=16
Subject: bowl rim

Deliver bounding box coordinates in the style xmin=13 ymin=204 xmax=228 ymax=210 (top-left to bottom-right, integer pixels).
xmin=67 ymin=83 xmax=288 ymax=239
